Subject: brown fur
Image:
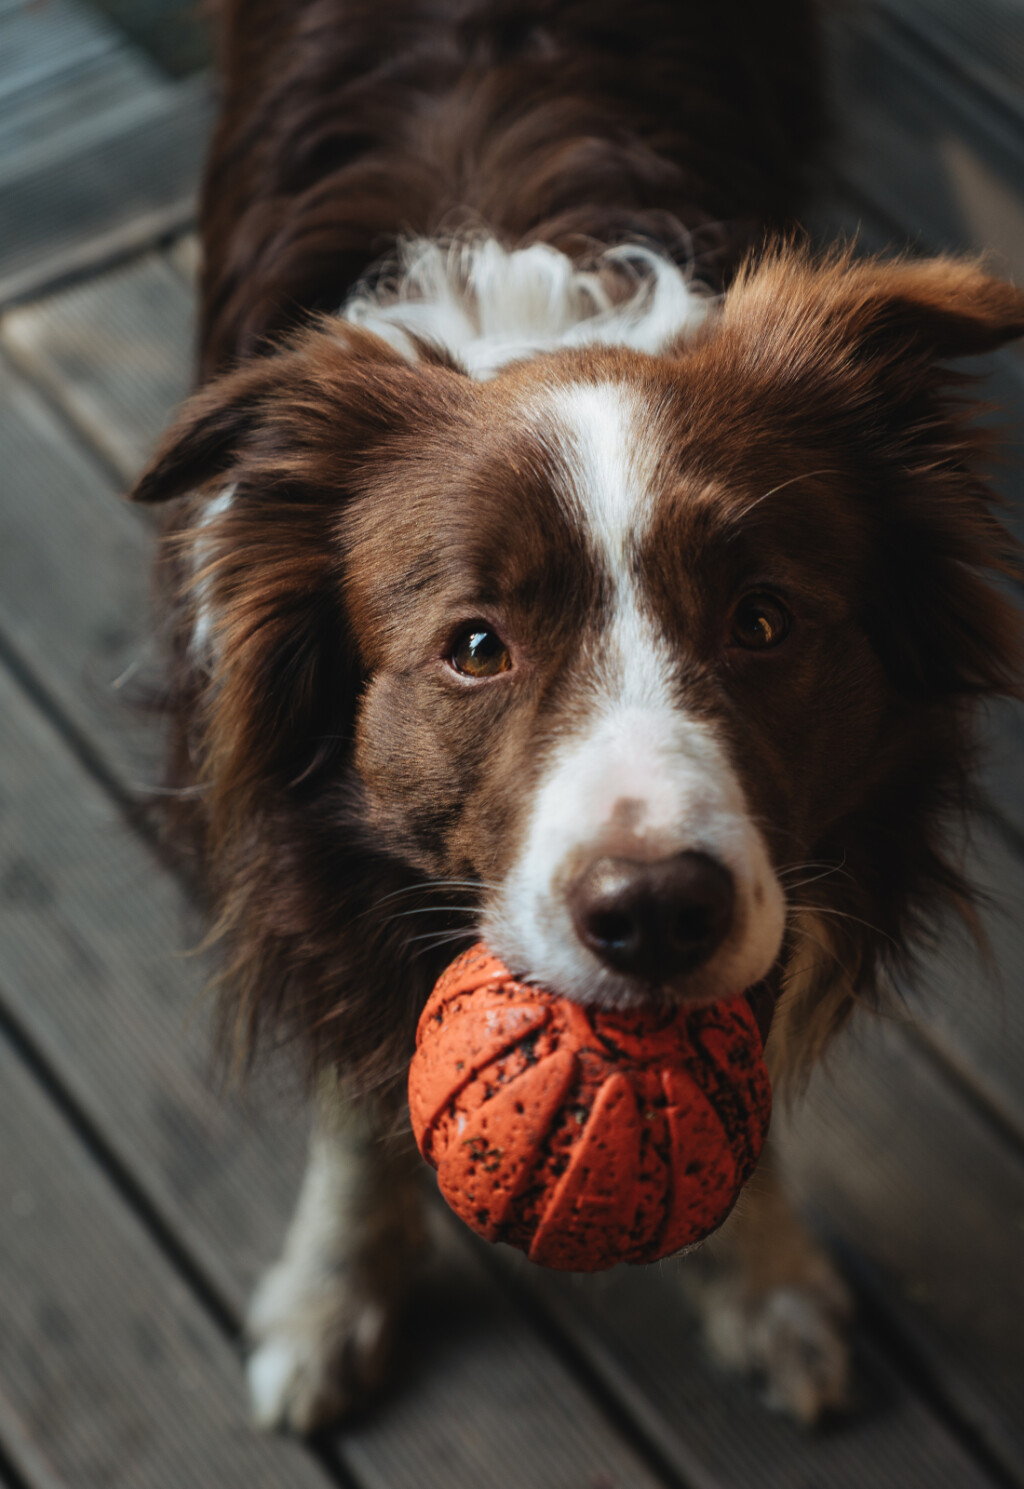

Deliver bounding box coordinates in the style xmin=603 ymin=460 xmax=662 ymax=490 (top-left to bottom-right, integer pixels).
xmin=130 ymin=1 xmax=1024 ymax=1106
xmin=128 ymin=0 xmax=1024 ymax=1430
xmin=197 ymin=0 xmax=822 ymax=375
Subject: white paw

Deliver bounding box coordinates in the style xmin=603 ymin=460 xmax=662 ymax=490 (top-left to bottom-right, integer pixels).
xmin=702 ymin=1267 xmax=852 ymax=1425
xmin=246 ymin=1259 xmax=393 ymax=1434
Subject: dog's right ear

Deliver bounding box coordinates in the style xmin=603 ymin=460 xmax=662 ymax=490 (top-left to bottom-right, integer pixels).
xmin=130 ymin=356 xmax=273 ymax=504
xmin=128 ymin=321 xmax=415 ymax=506
xmin=128 ymin=322 xmax=450 ymax=841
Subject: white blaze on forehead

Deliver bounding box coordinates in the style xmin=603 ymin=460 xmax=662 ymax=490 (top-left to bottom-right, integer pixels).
xmin=482 ymin=379 xmax=786 ymax=1004
xmin=545 ymin=379 xmax=664 ymax=571
xmin=542 ymin=378 xmax=677 ymax=721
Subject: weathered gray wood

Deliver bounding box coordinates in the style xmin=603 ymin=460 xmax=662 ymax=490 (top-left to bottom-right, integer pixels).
xmin=2 ymin=253 xmax=196 ymax=480
xmin=0 ymin=662 xmax=666 ymax=1489
xmin=343 ymin=1216 xmax=665 ymax=1489
xmin=0 ymin=1026 xmax=338 ymax=1489
xmin=167 ymin=231 xmax=201 ymax=289
xmin=827 ymin=7 xmax=1024 ymax=281
xmin=903 ymin=818 xmax=1024 ymax=1139
xmin=0 ymin=0 xmax=123 ymax=107
xmin=0 ymin=657 xmax=305 ymax=1307
xmin=0 ymin=72 xmax=212 ymax=307
xmin=785 ymin=1018 xmax=1024 ymax=1477
xmin=0 ymin=46 xmax=160 ymax=172
xmin=83 ymin=0 xmax=212 ymax=80
xmin=0 ymin=354 xmax=162 ymax=787
xmin=527 ymin=1231 xmax=1000 ymax=1489
xmin=981 ymin=698 xmax=1024 ymax=845
xmin=880 ymin=0 xmax=1024 ymax=121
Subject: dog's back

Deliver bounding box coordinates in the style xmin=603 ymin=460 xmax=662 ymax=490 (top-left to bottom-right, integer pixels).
xmin=198 ymin=0 xmax=822 ymax=374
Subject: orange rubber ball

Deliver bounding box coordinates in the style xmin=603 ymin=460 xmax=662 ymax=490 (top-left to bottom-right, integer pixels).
xmin=408 ymin=944 xmax=772 ymax=1271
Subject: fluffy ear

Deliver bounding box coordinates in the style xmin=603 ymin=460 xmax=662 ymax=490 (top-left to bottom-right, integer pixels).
xmin=130 ymin=321 xmax=412 ymax=505
xmin=721 ymin=245 xmax=1024 ymax=368
xmin=130 ymin=357 xmax=275 ymax=504
xmin=712 ymin=246 xmax=1024 ymax=700
xmin=130 ymin=324 xmax=436 ymax=837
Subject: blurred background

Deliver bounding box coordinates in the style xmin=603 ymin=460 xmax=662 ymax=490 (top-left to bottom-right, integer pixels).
xmin=1 ymin=2 xmax=1023 ymax=1487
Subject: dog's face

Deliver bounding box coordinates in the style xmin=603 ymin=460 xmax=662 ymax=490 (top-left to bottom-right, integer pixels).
xmin=135 ymin=248 xmax=1024 ymax=1079
xmin=343 ymin=354 xmax=883 ymax=1012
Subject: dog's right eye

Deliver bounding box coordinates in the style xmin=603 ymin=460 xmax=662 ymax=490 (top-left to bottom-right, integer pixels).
xmin=448 ymin=627 xmax=512 ymax=679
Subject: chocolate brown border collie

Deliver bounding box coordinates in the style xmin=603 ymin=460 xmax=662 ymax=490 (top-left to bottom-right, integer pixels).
xmin=131 ymin=0 xmax=1024 ymax=1432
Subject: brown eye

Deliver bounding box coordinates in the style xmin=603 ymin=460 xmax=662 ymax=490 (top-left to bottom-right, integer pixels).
xmin=731 ymin=592 xmax=792 ymax=650
xmin=449 ymin=627 xmax=512 ymax=678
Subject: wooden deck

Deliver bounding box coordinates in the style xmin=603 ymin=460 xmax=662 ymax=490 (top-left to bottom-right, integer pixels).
xmin=1 ymin=2 xmax=1023 ymax=1485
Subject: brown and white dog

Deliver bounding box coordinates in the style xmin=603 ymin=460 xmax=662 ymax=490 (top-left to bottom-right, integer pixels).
xmin=132 ymin=0 xmax=1024 ymax=1433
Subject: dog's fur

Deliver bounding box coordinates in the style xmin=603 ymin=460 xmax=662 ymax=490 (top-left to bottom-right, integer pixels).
xmin=132 ymin=0 xmax=1024 ymax=1432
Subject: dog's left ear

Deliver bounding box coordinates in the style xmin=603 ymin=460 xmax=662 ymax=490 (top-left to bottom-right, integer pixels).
xmin=720 ymin=247 xmax=1024 ymax=372
xmin=717 ymin=247 xmax=1024 ymax=699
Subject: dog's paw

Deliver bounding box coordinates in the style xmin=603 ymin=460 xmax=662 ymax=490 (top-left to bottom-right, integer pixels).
xmin=246 ymin=1257 xmax=395 ymax=1434
xmin=700 ymin=1261 xmax=853 ymax=1425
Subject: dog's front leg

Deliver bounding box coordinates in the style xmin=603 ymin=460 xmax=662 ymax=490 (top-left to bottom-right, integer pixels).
xmin=683 ymin=1136 xmax=852 ymax=1425
xmin=246 ymin=1074 xmax=426 ymax=1433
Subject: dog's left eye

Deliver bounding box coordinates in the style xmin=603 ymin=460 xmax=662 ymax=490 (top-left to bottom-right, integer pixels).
xmin=448 ymin=627 xmax=512 ymax=678
xmin=730 ymin=592 xmax=792 ymax=650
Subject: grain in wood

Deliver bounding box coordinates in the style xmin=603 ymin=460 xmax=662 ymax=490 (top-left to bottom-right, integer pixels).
xmin=786 ymin=1019 xmax=1024 ymax=1478
xmin=2 ymin=253 xmax=196 ymax=480
xmin=0 ymin=73 xmax=212 ymax=306
xmin=0 ymin=1027 xmax=340 ymax=1489
xmin=0 ymin=355 xmax=161 ymax=787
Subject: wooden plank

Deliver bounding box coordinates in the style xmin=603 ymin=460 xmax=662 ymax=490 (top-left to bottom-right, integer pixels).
xmin=0 ymin=44 xmax=159 ymax=173
xmin=0 ymin=658 xmax=304 ymax=1308
xmin=85 ymin=0 xmax=212 ymax=80
xmin=827 ymin=8 xmax=1024 ymax=281
xmin=167 ymin=231 xmax=201 ymax=288
xmin=527 ymin=1237 xmax=999 ymax=1489
xmin=343 ymin=1218 xmax=667 ymax=1489
xmin=0 ymin=1026 xmax=339 ymax=1489
xmin=0 ymin=72 xmax=212 ymax=307
xmin=879 ymin=0 xmax=1024 ymax=122
xmin=784 ymin=1019 xmax=1024 ymax=1477
xmin=2 ymin=253 xmax=196 ymax=481
xmin=0 ymin=354 xmax=161 ymax=787
xmin=903 ymin=818 xmax=1024 ymax=1139
xmin=0 ymin=665 xmax=666 ymax=1489
xmin=0 ymin=0 xmax=121 ymax=106
xmin=981 ymin=698 xmax=1024 ymax=846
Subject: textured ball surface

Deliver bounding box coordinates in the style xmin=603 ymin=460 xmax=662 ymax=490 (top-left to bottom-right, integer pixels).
xmin=409 ymin=944 xmax=772 ymax=1271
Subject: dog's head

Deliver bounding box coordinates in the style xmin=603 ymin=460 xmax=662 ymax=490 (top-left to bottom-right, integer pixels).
xmin=134 ymin=247 xmax=1024 ymax=1089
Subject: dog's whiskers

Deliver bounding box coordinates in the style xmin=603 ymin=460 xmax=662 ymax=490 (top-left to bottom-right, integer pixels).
xmin=788 ymin=900 xmax=898 ymax=950
xmin=777 ymin=855 xmax=853 ymax=894
xmin=732 ymin=468 xmax=844 ymax=523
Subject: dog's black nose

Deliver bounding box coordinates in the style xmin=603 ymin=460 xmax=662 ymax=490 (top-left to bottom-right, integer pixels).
xmin=568 ymin=851 xmax=735 ymax=984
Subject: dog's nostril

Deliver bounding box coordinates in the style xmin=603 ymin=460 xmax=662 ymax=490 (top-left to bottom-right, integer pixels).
xmin=587 ymin=909 xmax=636 ymax=949
xmin=568 ymin=851 xmax=735 ymax=985
xmin=674 ymin=903 xmax=714 ymax=946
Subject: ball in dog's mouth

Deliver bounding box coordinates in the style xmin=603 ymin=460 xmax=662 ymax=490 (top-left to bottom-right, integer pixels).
xmin=408 ymin=943 xmax=772 ymax=1271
